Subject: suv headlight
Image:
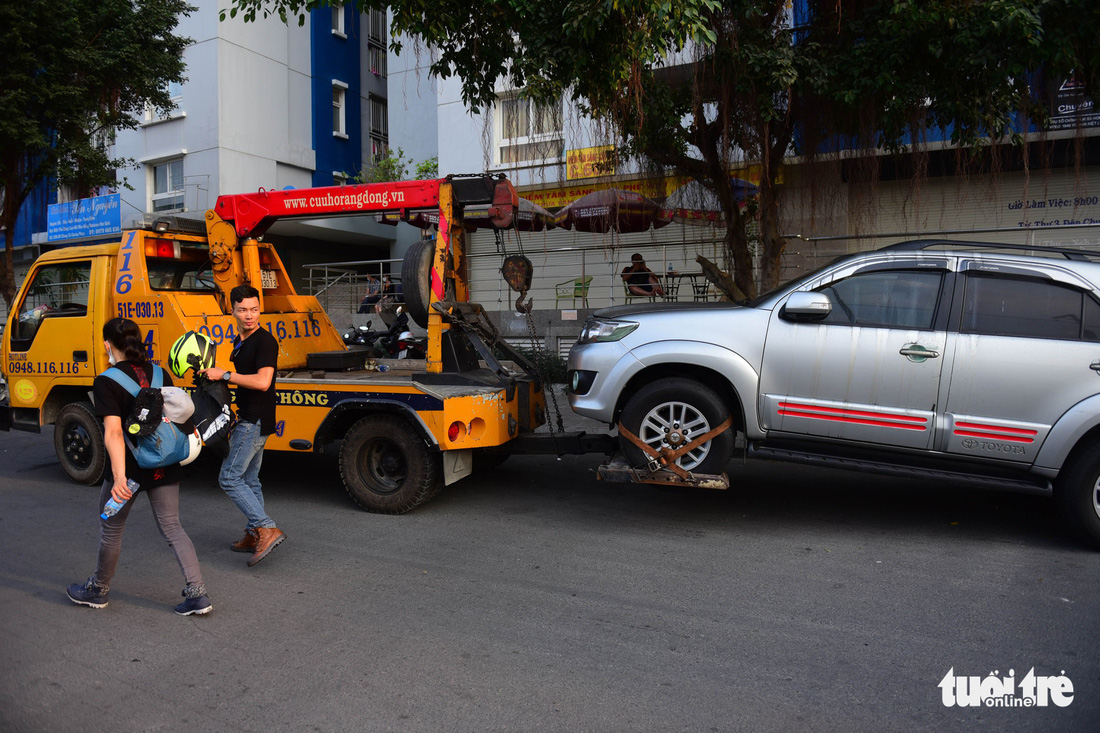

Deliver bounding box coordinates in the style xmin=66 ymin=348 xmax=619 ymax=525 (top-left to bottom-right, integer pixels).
xmin=577 ymin=318 xmax=639 ymax=344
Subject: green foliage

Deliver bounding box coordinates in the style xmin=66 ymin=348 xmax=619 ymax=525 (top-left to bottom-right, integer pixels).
xmin=0 ymin=0 xmax=193 ymax=306
xmin=414 ymin=156 xmax=439 ymax=180
xmin=354 ymin=148 xmax=438 ymax=183
xmin=357 ymin=147 xmax=412 ymax=183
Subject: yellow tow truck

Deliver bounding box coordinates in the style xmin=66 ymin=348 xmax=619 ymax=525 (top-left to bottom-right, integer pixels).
xmin=0 ymin=174 xmax=589 ymax=512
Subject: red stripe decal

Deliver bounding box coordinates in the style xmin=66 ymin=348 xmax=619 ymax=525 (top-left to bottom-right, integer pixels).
xmin=954 ymin=421 xmax=1037 ymax=437
xmin=778 ymin=402 xmax=929 ymax=424
xmin=953 ymin=429 xmax=1034 ymax=444
xmin=778 ymin=409 xmax=928 ymax=431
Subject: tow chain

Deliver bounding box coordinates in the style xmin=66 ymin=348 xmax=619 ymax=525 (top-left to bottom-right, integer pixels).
xmin=617 ymin=416 xmax=733 ymax=481
xmin=523 ymin=305 xmax=566 ymax=443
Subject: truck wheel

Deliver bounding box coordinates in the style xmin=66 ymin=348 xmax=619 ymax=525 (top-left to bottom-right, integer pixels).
xmin=402 ymin=239 xmax=434 ymax=328
xmin=340 ymin=414 xmax=442 ymax=513
xmin=1055 ymin=443 xmax=1100 ymax=550
xmin=618 ymin=378 xmax=734 ymax=475
xmin=53 ymin=402 xmax=107 ymax=485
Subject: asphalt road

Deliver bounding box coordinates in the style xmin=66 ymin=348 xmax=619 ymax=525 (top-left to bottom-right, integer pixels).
xmin=1 ymin=419 xmax=1098 ymax=732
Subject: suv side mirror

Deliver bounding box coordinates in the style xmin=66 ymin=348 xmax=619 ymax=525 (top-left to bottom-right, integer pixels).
xmin=781 ymin=291 xmax=833 ymax=322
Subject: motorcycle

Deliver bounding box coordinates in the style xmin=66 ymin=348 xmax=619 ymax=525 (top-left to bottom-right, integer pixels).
xmin=370 ymin=308 xmax=426 ymax=359
xmin=342 ymin=320 xmax=387 ymax=349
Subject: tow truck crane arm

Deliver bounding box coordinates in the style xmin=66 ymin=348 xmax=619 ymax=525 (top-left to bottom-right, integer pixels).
xmin=203 ymin=173 xmax=518 ymax=373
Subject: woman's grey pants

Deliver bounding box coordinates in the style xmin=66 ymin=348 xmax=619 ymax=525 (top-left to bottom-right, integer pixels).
xmin=93 ymin=479 xmax=204 ymax=590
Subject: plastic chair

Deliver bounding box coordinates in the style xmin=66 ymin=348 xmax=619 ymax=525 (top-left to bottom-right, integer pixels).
xmin=555 ymin=276 xmax=592 ymax=308
xmin=622 ymin=280 xmax=656 ymax=304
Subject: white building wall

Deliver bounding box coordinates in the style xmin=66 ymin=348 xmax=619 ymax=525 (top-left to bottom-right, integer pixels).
xmin=386 ymin=32 xmax=440 ymax=258
xmin=436 ymin=76 xmax=489 ymax=176
xmin=113 ymin=0 xmax=315 ymax=218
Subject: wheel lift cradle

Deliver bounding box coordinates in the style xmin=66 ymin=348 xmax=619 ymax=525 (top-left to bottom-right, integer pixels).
xmin=432 ymin=301 xmax=731 ymax=490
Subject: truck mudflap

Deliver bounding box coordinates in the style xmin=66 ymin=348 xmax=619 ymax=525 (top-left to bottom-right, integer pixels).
xmin=596 ymin=453 xmax=730 ymax=489
xmin=0 ymin=404 xmax=10 ymax=431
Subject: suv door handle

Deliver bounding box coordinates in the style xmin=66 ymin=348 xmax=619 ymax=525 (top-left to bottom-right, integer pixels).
xmin=1090 ymin=361 xmax=1100 ymax=372
xmin=900 ymin=344 xmax=940 ymax=362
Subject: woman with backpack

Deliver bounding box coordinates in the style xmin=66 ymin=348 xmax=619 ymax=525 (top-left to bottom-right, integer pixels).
xmin=66 ymin=317 xmax=212 ymax=615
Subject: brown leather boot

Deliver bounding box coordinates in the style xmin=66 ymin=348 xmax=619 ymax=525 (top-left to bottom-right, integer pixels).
xmin=230 ymin=529 xmax=258 ymax=553
xmin=247 ymin=527 xmax=286 ymax=567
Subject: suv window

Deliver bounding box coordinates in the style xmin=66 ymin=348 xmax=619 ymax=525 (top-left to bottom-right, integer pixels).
xmin=816 ymin=270 xmax=943 ymax=329
xmin=10 ymin=261 xmax=92 ymax=351
xmin=960 ymin=273 xmax=1100 ymax=341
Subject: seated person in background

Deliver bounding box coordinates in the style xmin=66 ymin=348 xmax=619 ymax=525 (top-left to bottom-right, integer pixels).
xmin=358 ymin=276 xmax=382 ymax=313
xmin=621 ymin=253 xmax=666 ymax=298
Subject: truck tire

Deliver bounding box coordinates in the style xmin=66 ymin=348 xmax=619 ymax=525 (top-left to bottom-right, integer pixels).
xmin=402 ymin=239 xmax=434 ymax=328
xmin=54 ymin=401 xmax=107 ymax=485
xmin=1055 ymin=443 xmax=1100 ymax=550
xmin=618 ymin=378 xmax=734 ymax=475
xmin=340 ymin=414 xmax=442 ymax=513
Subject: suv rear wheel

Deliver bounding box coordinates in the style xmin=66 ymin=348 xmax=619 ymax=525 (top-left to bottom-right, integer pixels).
xmin=1056 ymin=443 xmax=1100 ymax=549
xmin=618 ymin=378 xmax=734 ymax=475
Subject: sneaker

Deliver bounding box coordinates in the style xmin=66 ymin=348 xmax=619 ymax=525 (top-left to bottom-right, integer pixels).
xmin=174 ymin=595 xmax=213 ymax=616
xmin=67 ymin=576 xmax=109 ymax=609
xmin=175 ymin=584 xmax=213 ymax=616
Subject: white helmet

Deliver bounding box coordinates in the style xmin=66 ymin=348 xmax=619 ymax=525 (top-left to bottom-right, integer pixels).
xmin=179 ymin=429 xmax=203 ymax=466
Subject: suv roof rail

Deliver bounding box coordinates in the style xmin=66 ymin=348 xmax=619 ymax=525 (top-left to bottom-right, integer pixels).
xmin=879 ymin=238 xmax=1100 ymax=261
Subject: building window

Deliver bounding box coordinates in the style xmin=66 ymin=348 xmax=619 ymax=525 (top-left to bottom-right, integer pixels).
xmin=144 ymin=81 xmax=184 ymax=123
xmin=331 ymin=3 xmax=345 ymax=36
xmin=332 ymin=82 xmax=347 ymax=138
xmin=369 ymin=44 xmax=387 ymax=77
xmin=333 ymin=171 xmax=347 ymax=186
xmin=495 ymin=94 xmax=564 ymax=165
xmin=151 ymin=158 xmax=184 ymax=212
xmin=369 ymin=95 xmax=388 ymax=161
xmin=368 ymin=8 xmax=386 ymax=44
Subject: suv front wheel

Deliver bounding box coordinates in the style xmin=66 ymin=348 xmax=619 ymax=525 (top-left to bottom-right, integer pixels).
xmin=1056 ymin=444 xmax=1100 ymax=549
xmin=618 ymin=378 xmax=734 ymax=475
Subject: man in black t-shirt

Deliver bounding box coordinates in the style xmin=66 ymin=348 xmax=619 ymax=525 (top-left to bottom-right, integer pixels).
xmin=201 ymin=285 xmax=286 ymax=566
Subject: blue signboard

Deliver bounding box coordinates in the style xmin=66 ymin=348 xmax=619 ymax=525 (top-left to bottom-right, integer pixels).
xmin=47 ymin=193 xmax=121 ymax=242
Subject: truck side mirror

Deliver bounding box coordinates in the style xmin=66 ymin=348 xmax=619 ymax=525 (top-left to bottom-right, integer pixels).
xmin=780 ymin=291 xmax=833 ymax=322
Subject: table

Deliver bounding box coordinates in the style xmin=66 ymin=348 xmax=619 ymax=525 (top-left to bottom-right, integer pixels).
xmin=661 ymin=272 xmax=709 ymax=302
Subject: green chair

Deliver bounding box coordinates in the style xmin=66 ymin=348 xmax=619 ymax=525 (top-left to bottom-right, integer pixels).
xmin=555 ymin=276 xmax=592 ymax=308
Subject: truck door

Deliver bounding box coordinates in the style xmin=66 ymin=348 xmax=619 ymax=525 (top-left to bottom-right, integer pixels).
xmin=759 ymin=260 xmax=952 ymax=451
xmin=6 ymin=259 xmax=96 ymax=409
xmin=940 ymin=262 xmax=1100 ymax=464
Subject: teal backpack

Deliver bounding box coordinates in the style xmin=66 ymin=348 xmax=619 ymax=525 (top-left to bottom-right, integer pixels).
xmin=102 ymin=366 xmax=191 ymax=469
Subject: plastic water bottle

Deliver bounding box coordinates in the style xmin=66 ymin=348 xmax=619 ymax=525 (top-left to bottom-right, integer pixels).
xmin=667 ymin=261 xmax=674 ymax=275
xmin=101 ymin=479 xmax=140 ymax=520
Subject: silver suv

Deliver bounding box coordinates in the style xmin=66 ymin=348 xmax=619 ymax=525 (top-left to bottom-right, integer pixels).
xmin=567 ymin=240 xmax=1100 ymax=548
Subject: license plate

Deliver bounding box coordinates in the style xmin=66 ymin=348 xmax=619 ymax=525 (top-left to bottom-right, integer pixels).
xmin=260 ymin=270 xmax=277 ymax=289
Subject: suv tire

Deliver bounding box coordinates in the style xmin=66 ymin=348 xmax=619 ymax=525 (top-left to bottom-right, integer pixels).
xmin=618 ymin=378 xmax=734 ymax=475
xmin=1055 ymin=443 xmax=1100 ymax=549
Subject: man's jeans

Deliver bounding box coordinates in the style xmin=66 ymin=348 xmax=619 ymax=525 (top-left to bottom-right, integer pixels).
xmin=219 ymin=420 xmax=275 ymax=530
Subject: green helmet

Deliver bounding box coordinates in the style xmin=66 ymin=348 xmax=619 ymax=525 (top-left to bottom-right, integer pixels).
xmin=168 ymin=330 xmax=215 ymax=378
